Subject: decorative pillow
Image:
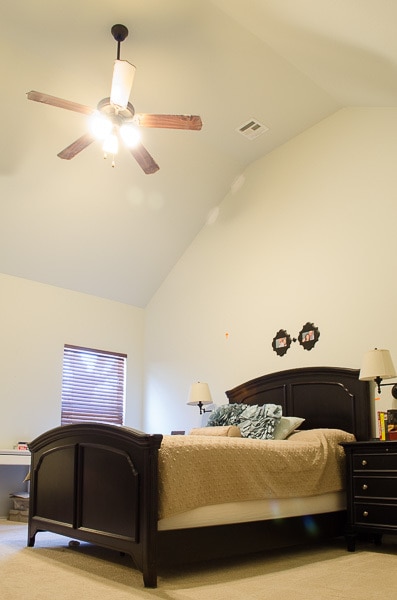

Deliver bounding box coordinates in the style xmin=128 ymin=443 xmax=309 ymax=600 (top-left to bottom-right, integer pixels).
xmin=207 ymin=403 xmax=282 ymax=440
xmin=273 ymin=416 xmax=305 ymax=440
xmin=189 ymin=425 xmax=241 ymax=437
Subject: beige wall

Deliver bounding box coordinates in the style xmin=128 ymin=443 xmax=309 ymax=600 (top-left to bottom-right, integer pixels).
xmin=144 ymin=107 xmax=397 ymax=436
xmin=0 ymin=273 xmax=144 ymax=448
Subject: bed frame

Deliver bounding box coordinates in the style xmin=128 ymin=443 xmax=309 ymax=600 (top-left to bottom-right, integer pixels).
xmin=27 ymin=366 xmax=370 ymax=588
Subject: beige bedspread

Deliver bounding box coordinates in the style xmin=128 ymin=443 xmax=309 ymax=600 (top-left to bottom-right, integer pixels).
xmin=157 ymin=428 xmax=354 ymax=519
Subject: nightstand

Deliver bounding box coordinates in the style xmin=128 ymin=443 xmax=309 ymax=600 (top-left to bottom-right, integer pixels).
xmin=341 ymin=440 xmax=397 ymax=551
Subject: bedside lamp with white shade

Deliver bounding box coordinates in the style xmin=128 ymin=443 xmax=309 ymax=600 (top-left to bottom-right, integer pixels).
xmin=187 ymin=382 xmax=213 ymax=415
xmin=359 ymin=348 xmax=397 ymax=397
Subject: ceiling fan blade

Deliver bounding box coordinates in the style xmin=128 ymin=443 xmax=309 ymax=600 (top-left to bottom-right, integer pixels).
xmin=27 ymin=91 xmax=95 ymax=115
xmin=134 ymin=114 xmax=202 ymax=130
xmin=57 ymin=133 xmax=96 ymax=160
xmin=110 ymin=60 xmax=136 ymax=109
xmin=130 ymin=143 xmax=160 ymax=174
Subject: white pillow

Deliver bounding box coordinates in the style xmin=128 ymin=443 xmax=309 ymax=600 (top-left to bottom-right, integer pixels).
xmin=273 ymin=416 xmax=305 ymax=440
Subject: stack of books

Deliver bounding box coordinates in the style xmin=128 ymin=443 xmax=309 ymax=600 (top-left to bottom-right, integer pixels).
xmin=377 ymin=409 xmax=397 ymax=440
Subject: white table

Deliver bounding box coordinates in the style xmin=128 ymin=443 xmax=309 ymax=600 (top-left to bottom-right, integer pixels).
xmin=0 ymin=450 xmax=31 ymax=465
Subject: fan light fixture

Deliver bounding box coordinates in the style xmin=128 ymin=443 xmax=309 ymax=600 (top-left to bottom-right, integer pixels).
xmin=120 ymin=123 xmax=141 ymax=147
xmin=89 ymin=112 xmax=113 ymax=140
xmin=89 ymin=110 xmax=141 ymax=165
xmin=103 ymin=131 xmax=118 ymax=155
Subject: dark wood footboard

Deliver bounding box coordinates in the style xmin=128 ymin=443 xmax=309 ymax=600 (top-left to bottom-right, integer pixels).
xmin=27 ymin=424 xmax=162 ymax=588
xmin=27 ymin=423 xmax=347 ymax=589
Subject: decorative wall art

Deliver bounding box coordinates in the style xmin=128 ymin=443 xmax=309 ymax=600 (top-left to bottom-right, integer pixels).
xmin=272 ymin=329 xmax=292 ymax=357
xmin=298 ymin=322 xmax=320 ymax=351
xmin=272 ymin=322 xmax=320 ymax=356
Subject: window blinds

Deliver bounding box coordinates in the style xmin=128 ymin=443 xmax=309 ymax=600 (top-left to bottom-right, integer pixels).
xmin=61 ymin=344 xmax=126 ymax=426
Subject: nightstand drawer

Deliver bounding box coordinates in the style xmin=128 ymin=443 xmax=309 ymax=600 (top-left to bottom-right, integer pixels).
xmin=354 ymin=502 xmax=397 ymax=527
xmin=353 ymin=476 xmax=397 ymax=499
xmin=353 ymin=452 xmax=397 ymax=472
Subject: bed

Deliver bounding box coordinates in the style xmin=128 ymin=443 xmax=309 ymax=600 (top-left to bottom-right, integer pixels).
xmin=27 ymin=366 xmax=370 ymax=588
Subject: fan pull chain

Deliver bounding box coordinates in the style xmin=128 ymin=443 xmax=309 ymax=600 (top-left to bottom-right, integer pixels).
xmin=103 ymin=152 xmax=116 ymax=168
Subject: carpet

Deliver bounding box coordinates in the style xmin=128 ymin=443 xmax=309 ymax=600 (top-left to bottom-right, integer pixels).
xmin=0 ymin=519 xmax=396 ymax=599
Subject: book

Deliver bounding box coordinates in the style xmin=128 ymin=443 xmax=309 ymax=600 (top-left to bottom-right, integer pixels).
xmin=387 ymin=409 xmax=397 ymax=440
xmin=377 ymin=411 xmax=388 ymax=440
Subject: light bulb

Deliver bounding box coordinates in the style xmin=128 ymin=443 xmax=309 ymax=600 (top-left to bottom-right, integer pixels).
xmin=102 ymin=133 xmax=119 ymax=155
xmin=120 ymin=123 xmax=141 ymax=148
xmin=89 ymin=111 xmax=112 ymax=140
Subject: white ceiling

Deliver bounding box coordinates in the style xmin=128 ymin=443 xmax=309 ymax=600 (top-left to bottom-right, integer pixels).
xmin=1 ymin=0 xmax=397 ymax=307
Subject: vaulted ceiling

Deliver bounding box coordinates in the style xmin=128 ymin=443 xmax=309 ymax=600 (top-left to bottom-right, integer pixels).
xmin=1 ymin=1 xmax=397 ymax=307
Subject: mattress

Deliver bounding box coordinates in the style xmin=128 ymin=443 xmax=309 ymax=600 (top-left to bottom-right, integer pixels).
xmin=158 ymin=491 xmax=345 ymax=531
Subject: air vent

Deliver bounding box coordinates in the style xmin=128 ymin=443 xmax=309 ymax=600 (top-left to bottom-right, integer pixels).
xmin=237 ymin=119 xmax=269 ymax=140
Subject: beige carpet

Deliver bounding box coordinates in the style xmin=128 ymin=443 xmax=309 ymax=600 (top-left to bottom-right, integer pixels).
xmin=1 ymin=519 xmax=396 ymax=599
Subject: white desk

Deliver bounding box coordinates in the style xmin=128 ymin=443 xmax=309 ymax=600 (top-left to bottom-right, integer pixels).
xmin=0 ymin=451 xmax=30 ymax=517
xmin=0 ymin=450 xmax=31 ymax=466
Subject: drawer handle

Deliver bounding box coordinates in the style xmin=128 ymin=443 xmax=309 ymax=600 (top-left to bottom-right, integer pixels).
xmin=362 ymin=484 xmax=368 ymax=491
xmin=361 ymin=459 xmax=368 ymax=467
xmin=363 ymin=511 xmax=369 ymax=518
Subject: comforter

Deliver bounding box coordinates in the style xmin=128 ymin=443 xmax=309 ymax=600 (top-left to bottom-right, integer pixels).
xmin=157 ymin=428 xmax=354 ymax=519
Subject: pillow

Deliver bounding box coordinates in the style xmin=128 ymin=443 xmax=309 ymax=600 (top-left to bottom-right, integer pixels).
xmin=189 ymin=425 xmax=241 ymax=437
xmin=207 ymin=403 xmax=282 ymax=440
xmin=273 ymin=416 xmax=305 ymax=440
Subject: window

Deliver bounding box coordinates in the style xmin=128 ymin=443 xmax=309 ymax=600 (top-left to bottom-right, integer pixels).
xmin=61 ymin=344 xmax=126 ymax=426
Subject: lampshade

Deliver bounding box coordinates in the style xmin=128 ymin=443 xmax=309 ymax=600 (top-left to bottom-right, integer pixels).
xmin=359 ymin=349 xmax=397 ymax=381
xmin=187 ymin=382 xmax=212 ymax=406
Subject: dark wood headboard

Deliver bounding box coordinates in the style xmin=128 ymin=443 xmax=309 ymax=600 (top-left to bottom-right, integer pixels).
xmin=225 ymin=366 xmax=370 ymax=441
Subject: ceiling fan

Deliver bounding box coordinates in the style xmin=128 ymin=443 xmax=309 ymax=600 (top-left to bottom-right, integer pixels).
xmin=27 ymin=24 xmax=202 ymax=174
